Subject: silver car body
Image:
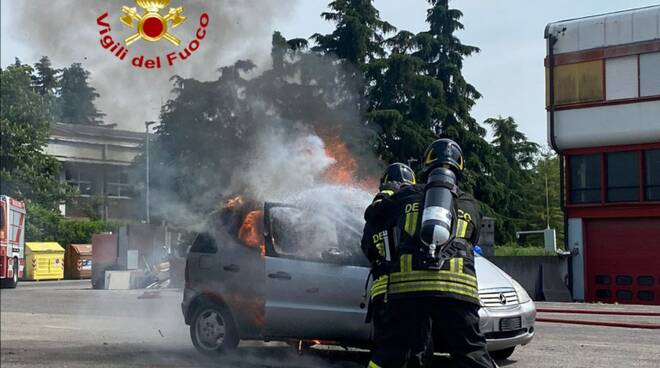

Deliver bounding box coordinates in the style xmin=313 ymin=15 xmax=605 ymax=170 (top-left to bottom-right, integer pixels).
xmin=182 ymin=202 xmax=535 ymax=352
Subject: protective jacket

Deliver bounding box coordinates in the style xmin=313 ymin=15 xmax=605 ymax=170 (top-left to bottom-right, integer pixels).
xmin=361 ymin=184 xmax=482 ymax=305
xmin=361 ymin=182 xmax=403 ymax=279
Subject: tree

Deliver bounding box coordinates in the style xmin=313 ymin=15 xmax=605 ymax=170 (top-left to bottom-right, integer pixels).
xmin=150 ymin=60 xmax=258 ymax=217
xmin=32 ymin=56 xmax=61 ymax=120
xmin=525 ymin=150 xmax=564 ymax=245
xmin=311 ymin=0 xmax=395 ymax=66
xmin=483 ymin=116 xmax=541 ymax=243
xmin=58 ymin=63 xmax=104 ymax=125
xmin=32 ymin=56 xmax=59 ymax=96
xmin=0 ymin=63 xmax=64 ymax=208
xmin=485 ymin=116 xmax=539 ymax=169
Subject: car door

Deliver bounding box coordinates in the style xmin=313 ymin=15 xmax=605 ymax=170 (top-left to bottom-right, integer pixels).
xmin=263 ymin=203 xmax=371 ymax=341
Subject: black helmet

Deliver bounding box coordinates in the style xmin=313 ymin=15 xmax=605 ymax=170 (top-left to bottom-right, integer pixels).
xmin=380 ymin=163 xmax=416 ymax=189
xmin=421 ymin=139 xmax=464 ymax=176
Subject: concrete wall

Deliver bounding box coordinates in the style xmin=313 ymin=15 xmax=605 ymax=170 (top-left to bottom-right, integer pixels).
xmin=487 ymin=256 xmax=571 ymax=301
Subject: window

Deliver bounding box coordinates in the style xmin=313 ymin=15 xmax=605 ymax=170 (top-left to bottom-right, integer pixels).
xmin=595 ymin=289 xmax=611 ymax=299
xmin=605 ymin=56 xmax=639 ymax=100
xmin=553 ymin=60 xmax=604 ymax=105
xmin=607 ymin=152 xmax=639 ymax=202
xmin=645 ymin=150 xmax=660 ymax=201
xmin=638 ymin=276 xmax=654 ymax=286
xmin=616 ymin=290 xmax=633 ymax=301
xmin=638 ymin=291 xmax=655 ymax=301
xmin=64 ymin=164 xmax=96 ymax=196
xmin=106 ymin=169 xmax=133 ymax=198
xmin=615 ymin=275 xmax=633 ymax=286
xmin=570 ymin=154 xmax=601 ymax=203
xmin=269 ymin=206 xmax=368 ymax=267
xmin=0 ymin=202 xmax=4 ymax=235
xmin=595 ymin=275 xmax=611 ymax=285
xmin=640 ymin=52 xmax=660 ymax=97
xmin=190 ymin=232 xmax=217 ymax=254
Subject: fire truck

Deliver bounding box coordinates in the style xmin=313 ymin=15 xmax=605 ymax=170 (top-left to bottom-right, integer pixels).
xmin=0 ymin=195 xmax=26 ymax=288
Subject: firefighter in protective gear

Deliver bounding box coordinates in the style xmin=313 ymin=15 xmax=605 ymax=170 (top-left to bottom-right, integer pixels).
xmin=363 ymin=139 xmax=496 ymax=368
xmin=362 ymin=163 xmax=416 ymax=266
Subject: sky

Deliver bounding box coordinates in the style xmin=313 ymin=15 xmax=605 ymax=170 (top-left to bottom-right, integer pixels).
xmin=2 ymin=0 xmax=659 ymax=145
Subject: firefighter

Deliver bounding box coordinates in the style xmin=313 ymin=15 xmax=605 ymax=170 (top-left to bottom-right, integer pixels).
xmin=364 ymin=139 xmax=496 ymax=368
xmin=361 ymin=163 xmax=416 ymax=264
xmin=362 ymin=163 xmax=432 ymax=368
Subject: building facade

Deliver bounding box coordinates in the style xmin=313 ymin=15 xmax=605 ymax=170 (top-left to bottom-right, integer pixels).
xmin=545 ymin=6 xmax=660 ymax=305
xmin=45 ymin=122 xmax=149 ymax=221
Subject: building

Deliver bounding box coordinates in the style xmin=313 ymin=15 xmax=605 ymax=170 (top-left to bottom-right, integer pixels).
xmin=545 ymin=6 xmax=660 ymax=305
xmin=45 ymin=122 xmax=149 ymax=221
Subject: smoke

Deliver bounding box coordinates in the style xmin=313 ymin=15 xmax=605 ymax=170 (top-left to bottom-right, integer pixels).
xmin=228 ymin=128 xmax=336 ymax=203
xmin=4 ymin=0 xmax=297 ymax=130
xmin=270 ymin=185 xmax=373 ymax=262
xmin=7 ymin=1 xmax=383 ymax=363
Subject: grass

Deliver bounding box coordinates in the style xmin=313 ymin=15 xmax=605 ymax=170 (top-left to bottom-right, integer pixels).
xmin=494 ymin=245 xmax=559 ymax=257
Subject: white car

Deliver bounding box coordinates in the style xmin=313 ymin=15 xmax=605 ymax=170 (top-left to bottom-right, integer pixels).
xmin=182 ymin=202 xmax=535 ymax=360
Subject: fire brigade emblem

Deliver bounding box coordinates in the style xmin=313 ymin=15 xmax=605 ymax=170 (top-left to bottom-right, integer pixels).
xmin=120 ymin=0 xmax=186 ymax=46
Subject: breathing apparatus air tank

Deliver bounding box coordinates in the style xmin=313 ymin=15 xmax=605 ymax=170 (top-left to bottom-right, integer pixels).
xmin=420 ymin=167 xmax=457 ymax=262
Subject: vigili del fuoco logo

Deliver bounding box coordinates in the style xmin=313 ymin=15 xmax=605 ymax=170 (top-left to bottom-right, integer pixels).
xmin=96 ymin=0 xmax=209 ymax=69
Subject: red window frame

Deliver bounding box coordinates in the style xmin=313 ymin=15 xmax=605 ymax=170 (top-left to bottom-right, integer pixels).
xmin=565 ymin=143 xmax=660 ymax=209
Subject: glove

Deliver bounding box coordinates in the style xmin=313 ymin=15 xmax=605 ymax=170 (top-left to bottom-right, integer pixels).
xmin=438 ymin=238 xmax=471 ymax=261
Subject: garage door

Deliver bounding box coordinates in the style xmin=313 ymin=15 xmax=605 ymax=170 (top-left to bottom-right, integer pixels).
xmin=585 ymin=218 xmax=660 ymax=305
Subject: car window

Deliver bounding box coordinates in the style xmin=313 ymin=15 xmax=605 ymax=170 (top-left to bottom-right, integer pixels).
xmin=269 ymin=206 xmax=368 ymax=267
xmin=190 ymin=232 xmax=218 ymax=254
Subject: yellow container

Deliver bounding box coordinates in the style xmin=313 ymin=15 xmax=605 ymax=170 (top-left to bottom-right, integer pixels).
xmin=24 ymin=242 xmax=65 ymax=281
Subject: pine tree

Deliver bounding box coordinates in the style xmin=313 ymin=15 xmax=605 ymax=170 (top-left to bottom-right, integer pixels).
xmin=32 ymin=56 xmax=61 ymax=121
xmin=415 ymin=0 xmax=482 ymax=137
xmin=484 ymin=116 xmax=541 ymax=242
xmin=486 ymin=116 xmax=539 ymax=169
xmin=58 ymin=63 xmax=104 ymax=125
xmin=32 ymin=56 xmax=59 ymax=96
xmin=311 ymin=0 xmax=395 ymax=66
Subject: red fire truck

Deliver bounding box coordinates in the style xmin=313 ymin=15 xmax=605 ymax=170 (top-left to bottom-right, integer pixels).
xmin=1 ymin=195 xmax=26 ymax=288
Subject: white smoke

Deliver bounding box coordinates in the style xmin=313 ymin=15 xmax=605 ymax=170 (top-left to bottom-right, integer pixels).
xmin=4 ymin=0 xmax=297 ymax=130
xmin=228 ymin=128 xmax=337 ymax=203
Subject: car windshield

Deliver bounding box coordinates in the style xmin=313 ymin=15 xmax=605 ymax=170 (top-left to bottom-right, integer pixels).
xmin=269 ymin=205 xmax=365 ymax=265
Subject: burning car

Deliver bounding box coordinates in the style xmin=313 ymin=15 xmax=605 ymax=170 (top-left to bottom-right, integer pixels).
xmin=181 ymin=198 xmax=535 ymax=361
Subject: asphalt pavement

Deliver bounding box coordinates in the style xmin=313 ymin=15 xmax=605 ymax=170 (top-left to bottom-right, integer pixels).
xmin=1 ymin=280 xmax=659 ymax=367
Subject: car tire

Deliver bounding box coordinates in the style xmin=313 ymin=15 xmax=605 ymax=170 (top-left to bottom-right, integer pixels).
xmin=1 ymin=258 xmax=18 ymax=289
xmin=190 ymin=301 xmax=239 ymax=354
xmin=490 ymin=347 xmax=515 ymax=360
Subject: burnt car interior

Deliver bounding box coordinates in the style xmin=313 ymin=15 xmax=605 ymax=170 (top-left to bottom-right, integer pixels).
xmin=266 ymin=204 xmax=369 ymax=267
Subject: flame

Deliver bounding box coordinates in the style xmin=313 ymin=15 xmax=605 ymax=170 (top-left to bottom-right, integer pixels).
xmin=225 ymin=195 xmax=243 ymax=209
xmin=322 ymin=134 xmax=358 ymax=185
xmin=320 ymin=133 xmax=379 ymax=191
xmin=239 ymin=210 xmax=265 ymax=256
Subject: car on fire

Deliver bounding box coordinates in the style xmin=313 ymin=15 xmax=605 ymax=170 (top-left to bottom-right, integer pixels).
xmin=182 ymin=201 xmax=536 ymax=361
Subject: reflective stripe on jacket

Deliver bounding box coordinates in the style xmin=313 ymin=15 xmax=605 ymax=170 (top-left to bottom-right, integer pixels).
xmin=364 ymin=184 xmax=482 ymax=305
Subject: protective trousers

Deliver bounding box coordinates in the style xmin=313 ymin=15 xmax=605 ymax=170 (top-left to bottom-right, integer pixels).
xmin=368 ymin=298 xmax=496 ymax=368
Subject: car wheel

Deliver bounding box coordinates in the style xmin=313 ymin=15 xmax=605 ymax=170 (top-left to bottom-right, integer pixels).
xmin=490 ymin=347 xmax=515 ymax=360
xmin=1 ymin=259 xmax=18 ymax=289
xmin=190 ymin=301 xmax=239 ymax=354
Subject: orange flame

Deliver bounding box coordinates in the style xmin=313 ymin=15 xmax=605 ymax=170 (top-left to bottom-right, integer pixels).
xmin=322 ymin=134 xmax=358 ymax=185
xmin=225 ymin=195 xmax=244 ymax=209
xmin=239 ymin=210 xmax=265 ymax=256
xmin=321 ymin=133 xmax=379 ymax=191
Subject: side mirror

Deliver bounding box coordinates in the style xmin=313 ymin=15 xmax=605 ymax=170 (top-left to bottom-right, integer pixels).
xmin=322 ymin=247 xmax=352 ymax=264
